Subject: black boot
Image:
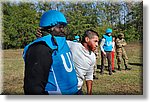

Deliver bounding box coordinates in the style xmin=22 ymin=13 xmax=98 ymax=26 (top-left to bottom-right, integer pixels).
xmin=112 ymin=70 xmax=116 ymax=73
xmin=125 ymin=65 xmax=131 ymax=70
xmin=109 ymin=71 xmax=112 ymax=75
xmin=118 ymin=65 xmax=121 ymax=71
xmin=93 ymin=75 xmax=98 ymax=79
xmin=108 ymin=67 xmax=112 ymax=75
xmin=100 ymin=70 xmax=103 ymax=75
xmin=100 ymin=66 xmax=104 ymax=75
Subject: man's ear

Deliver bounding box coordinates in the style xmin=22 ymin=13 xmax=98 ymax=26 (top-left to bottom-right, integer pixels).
xmin=85 ymin=37 xmax=89 ymax=43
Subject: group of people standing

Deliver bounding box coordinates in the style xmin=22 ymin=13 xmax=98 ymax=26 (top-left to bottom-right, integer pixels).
xmin=92 ymin=28 xmax=131 ymax=80
xmin=23 ymin=10 xmax=131 ymax=95
xmin=98 ymin=28 xmax=131 ymax=76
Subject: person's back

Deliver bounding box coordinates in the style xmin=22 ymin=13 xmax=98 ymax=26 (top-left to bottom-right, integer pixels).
xmin=68 ymin=41 xmax=96 ymax=71
xmin=24 ymin=42 xmax=52 ymax=95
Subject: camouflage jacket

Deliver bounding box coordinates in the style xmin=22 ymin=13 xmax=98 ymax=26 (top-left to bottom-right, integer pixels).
xmin=115 ymin=38 xmax=127 ymax=53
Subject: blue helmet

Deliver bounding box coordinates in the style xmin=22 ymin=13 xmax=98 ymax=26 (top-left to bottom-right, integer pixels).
xmin=106 ymin=28 xmax=112 ymax=33
xmin=39 ymin=10 xmax=67 ymax=27
xmin=75 ymin=35 xmax=80 ymax=39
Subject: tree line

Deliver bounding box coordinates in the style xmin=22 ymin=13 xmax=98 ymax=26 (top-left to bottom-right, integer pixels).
xmin=2 ymin=0 xmax=143 ymax=49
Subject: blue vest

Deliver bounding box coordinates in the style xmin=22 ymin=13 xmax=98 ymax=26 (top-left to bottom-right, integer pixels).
xmin=23 ymin=34 xmax=78 ymax=95
xmin=103 ymin=34 xmax=112 ymax=51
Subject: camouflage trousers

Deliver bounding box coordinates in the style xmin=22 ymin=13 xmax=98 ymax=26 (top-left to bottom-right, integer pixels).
xmin=116 ymin=51 xmax=128 ymax=67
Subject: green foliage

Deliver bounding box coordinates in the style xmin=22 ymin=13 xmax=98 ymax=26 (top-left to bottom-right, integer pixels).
xmin=2 ymin=1 xmax=143 ymax=49
xmin=2 ymin=42 xmax=143 ymax=94
xmin=64 ymin=2 xmax=99 ymax=40
xmin=3 ymin=2 xmax=38 ymax=49
xmin=125 ymin=26 xmax=140 ymax=42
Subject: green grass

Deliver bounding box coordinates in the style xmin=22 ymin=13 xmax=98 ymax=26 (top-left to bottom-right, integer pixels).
xmin=2 ymin=49 xmax=24 ymax=95
xmin=2 ymin=42 xmax=143 ymax=95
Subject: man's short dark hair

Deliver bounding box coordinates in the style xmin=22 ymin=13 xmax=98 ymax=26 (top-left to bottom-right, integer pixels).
xmin=81 ymin=29 xmax=99 ymax=43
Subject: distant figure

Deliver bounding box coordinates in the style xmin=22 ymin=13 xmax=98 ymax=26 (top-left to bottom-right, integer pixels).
xmin=93 ymin=47 xmax=99 ymax=79
xmin=100 ymin=28 xmax=113 ymax=75
xmin=112 ymin=36 xmax=116 ymax=72
xmin=73 ymin=35 xmax=80 ymax=42
xmin=115 ymin=33 xmax=131 ymax=71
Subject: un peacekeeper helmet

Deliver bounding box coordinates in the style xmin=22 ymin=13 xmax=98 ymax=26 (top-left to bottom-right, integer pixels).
xmin=106 ymin=28 xmax=112 ymax=34
xmin=39 ymin=10 xmax=67 ymax=27
xmin=73 ymin=35 xmax=80 ymax=42
xmin=75 ymin=35 xmax=80 ymax=39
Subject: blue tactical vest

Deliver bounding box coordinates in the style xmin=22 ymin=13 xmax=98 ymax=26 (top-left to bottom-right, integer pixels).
xmin=23 ymin=34 xmax=78 ymax=95
xmin=103 ymin=34 xmax=112 ymax=51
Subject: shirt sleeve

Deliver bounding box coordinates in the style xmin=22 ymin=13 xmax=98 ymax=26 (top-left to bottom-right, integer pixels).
xmin=100 ymin=38 xmax=105 ymax=52
xmin=85 ymin=53 xmax=96 ymax=81
xmin=24 ymin=42 xmax=53 ymax=95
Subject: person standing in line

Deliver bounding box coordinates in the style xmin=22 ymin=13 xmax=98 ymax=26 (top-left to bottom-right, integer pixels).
xmin=67 ymin=29 xmax=99 ymax=95
xmin=36 ymin=28 xmax=99 ymax=94
xmin=23 ymin=10 xmax=79 ymax=95
xmin=73 ymin=35 xmax=80 ymax=42
xmin=100 ymin=28 xmax=113 ymax=75
xmin=93 ymin=47 xmax=99 ymax=79
xmin=112 ymin=36 xmax=116 ymax=72
xmin=115 ymin=33 xmax=131 ymax=71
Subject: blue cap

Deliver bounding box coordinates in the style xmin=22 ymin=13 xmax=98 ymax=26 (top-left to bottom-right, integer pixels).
xmin=106 ymin=28 xmax=112 ymax=33
xmin=39 ymin=10 xmax=67 ymax=27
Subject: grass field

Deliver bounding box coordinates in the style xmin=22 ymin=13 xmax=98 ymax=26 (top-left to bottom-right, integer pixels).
xmin=2 ymin=41 xmax=143 ymax=95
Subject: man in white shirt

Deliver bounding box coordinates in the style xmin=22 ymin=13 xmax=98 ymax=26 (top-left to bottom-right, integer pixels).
xmin=36 ymin=29 xmax=99 ymax=95
xmin=67 ymin=30 xmax=99 ymax=95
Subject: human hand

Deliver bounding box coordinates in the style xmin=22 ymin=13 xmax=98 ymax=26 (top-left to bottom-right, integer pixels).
xmin=36 ymin=27 xmax=42 ymax=38
xmin=103 ymin=51 xmax=106 ymax=55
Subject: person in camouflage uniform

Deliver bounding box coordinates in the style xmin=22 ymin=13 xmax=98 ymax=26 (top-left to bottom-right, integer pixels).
xmin=115 ymin=33 xmax=131 ymax=70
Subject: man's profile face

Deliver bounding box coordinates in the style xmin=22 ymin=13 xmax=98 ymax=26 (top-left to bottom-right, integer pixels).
xmin=87 ymin=35 xmax=99 ymax=52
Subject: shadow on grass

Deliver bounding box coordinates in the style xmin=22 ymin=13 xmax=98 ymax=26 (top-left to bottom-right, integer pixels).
xmin=129 ymin=63 xmax=143 ymax=66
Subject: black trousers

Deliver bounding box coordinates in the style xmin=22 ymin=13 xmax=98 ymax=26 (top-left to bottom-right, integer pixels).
xmin=101 ymin=51 xmax=112 ymax=73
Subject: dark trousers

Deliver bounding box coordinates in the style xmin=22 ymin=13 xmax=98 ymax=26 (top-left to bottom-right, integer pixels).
xmin=101 ymin=51 xmax=112 ymax=73
xmin=75 ymin=89 xmax=83 ymax=95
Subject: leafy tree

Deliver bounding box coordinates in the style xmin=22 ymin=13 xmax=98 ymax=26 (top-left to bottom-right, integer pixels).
xmin=2 ymin=1 xmax=143 ymax=49
xmin=3 ymin=2 xmax=38 ymax=49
